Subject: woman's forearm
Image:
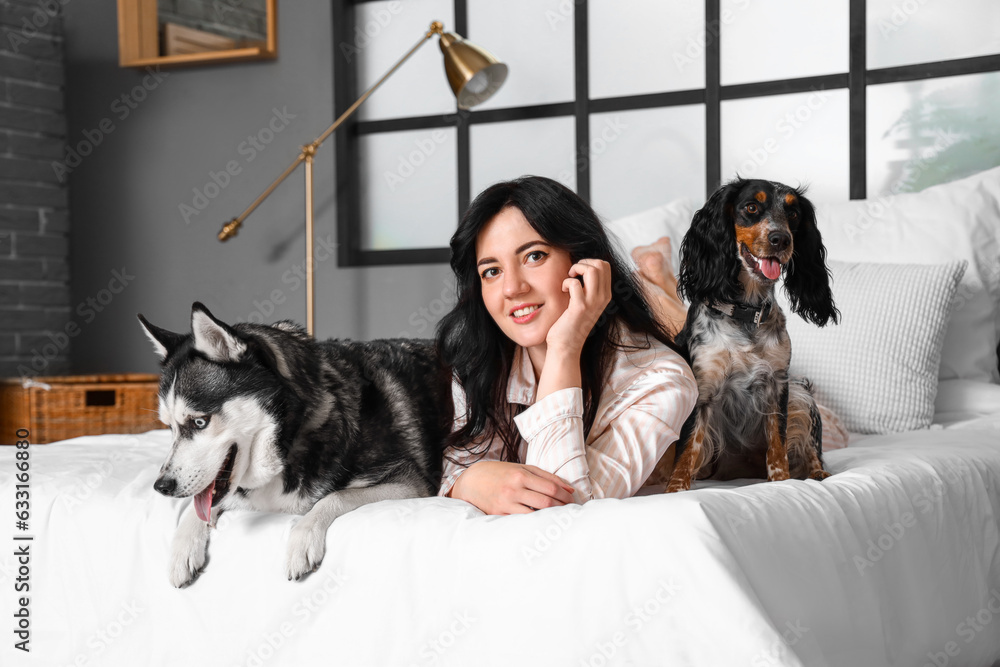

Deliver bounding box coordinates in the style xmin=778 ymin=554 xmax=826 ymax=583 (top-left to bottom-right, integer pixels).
xmin=535 ymin=347 xmax=582 ymax=403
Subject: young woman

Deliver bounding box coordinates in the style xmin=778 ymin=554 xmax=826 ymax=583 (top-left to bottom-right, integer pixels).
xmin=436 ymin=176 xmax=698 ymax=514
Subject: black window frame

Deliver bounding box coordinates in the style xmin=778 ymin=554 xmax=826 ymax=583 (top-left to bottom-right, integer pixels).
xmin=333 ymin=0 xmax=1000 ymax=267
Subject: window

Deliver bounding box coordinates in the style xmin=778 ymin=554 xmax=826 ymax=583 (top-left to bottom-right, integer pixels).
xmin=333 ymin=0 xmax=1000 ymax=266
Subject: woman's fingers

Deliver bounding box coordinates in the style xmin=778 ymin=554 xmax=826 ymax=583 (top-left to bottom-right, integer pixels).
xmin=523 ymin=465 xmax=576 ymax=503
xmin=524 ymin=464 xmax=574 ymax=490
xmin=503 ymin=487 xmax=570 ymax=514
xmin=507 ymin=466 xmax=575 ymax=511
xmin=503 ymin=502 xmax=538 ymax=515
xmin=519 ymin=489 xmax=569 ymax=511
xmin=568 ymin=259 xmax=609 ymax=287
xmin=452 ymin=461 xmax=579 ymax=515
xmin=451 ymin=461 xmax=578 ymax=514
xmin=566 ymin=259 xmax=611 ymax=309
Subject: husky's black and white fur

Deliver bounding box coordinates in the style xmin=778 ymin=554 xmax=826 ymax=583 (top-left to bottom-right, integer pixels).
xmin=138 ymin=303 xmax=453 ymax=587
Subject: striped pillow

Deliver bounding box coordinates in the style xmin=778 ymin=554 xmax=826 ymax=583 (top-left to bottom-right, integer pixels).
xmin=779 ymin=260 xmax=967 ymax=434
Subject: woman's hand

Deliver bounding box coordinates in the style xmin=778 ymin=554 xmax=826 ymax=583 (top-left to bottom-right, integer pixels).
xmin=533 ymin=258 xmax=612 ymax=402
xmin=544 ymin=258 xmax=613 ymax=357
xmin=448 ymin=461 xmax=576 ymax=514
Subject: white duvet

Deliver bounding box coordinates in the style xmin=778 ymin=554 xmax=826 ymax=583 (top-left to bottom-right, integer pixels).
xmin=2 ymin=411 xmax=1000 ymax=667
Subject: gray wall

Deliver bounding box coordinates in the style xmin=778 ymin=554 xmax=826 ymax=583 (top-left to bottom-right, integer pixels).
xmin=0 ymin=0 xmax=71 ymax=378
xmin=62 ymin=0 xmax=453 ymax=374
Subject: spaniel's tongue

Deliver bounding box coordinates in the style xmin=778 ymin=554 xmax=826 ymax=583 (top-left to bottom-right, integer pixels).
xmin=760 ymin=258 xmax=782 ymax=280
xmin=194 ymin=481 xmax=214 ymax=523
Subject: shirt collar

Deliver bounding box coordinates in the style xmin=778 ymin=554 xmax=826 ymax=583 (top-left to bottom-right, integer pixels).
xmin=506 ymin=346 xmax=537 ymax=406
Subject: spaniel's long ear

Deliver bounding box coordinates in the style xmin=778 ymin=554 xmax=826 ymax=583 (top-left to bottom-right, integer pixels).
xmin=783 ymin=193 xmax=839 ymax=326
xmin=679 ymin=179 xmax=745 ymax=305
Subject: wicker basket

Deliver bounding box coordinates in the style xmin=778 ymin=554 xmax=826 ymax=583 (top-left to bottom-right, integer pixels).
xmin=0 ymin=374 xmax=163 ymax=445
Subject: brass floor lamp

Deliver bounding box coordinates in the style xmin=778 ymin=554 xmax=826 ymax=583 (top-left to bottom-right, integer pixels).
xmin=217 ymin=21 xmax=508 ymax=335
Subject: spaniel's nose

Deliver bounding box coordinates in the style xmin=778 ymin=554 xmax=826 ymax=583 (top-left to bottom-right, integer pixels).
xmin=768 ymin=231 xmax=791 ymax=252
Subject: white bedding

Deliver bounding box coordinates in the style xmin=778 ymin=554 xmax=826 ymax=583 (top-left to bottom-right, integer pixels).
xmin=3 ymin=414 xmax=1000 ymax=667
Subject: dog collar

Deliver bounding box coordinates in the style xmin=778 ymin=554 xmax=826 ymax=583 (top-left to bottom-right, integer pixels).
xmin=709 ymin=300 xmax=772 ymax=327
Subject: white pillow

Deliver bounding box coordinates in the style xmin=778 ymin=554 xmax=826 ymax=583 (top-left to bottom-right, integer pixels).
xmin=933 ymin=379 xmax=1000 ymax=426
xmin=602 ymin=198 xmax=693 ymax=271
xmin=815 ymin=166 xmax=1000 ymax=383
xmin=779 ymin=260 xmax=967 ymax=434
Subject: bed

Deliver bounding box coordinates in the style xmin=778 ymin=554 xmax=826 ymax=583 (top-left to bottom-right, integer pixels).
xmin=3 ymin=395 xmax=999 ymax=666
xmin=4 ymin=168 xmax=1000 ymax=666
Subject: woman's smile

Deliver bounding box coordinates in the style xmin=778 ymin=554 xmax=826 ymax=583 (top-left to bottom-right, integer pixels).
xmin=510 ymin=303 xmax=542 ymax=323
xmin=475 ymin=206 xmax=573 ymax=351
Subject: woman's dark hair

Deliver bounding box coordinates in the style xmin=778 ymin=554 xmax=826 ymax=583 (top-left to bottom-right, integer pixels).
xmin=436 ymin=175 xmax=681 ymax=464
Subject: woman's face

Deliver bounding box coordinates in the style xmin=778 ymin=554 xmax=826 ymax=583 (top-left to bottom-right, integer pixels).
xmin=475 ymin=206 xmax=573 ymax=351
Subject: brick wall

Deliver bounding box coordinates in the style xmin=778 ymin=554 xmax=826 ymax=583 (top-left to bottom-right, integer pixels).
xmin=158 ymin=0 xmax=267 ymax=44
xmin=0 ymin=0 xmax=70 ymax=379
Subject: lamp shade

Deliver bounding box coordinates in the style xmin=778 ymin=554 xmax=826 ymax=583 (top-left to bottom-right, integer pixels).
xmin=438 ymin=32 xmax=508 ymax=109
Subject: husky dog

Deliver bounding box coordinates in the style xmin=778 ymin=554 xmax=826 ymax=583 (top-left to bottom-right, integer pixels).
xmin=138 ymin=303 xmax=453 ymax=587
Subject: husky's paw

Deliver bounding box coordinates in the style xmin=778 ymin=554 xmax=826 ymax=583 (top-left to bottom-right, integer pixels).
xmin=169 ymin=518 xmax=210 ymax=588
xmin=286 ymin=517 xmax=328 ymax=581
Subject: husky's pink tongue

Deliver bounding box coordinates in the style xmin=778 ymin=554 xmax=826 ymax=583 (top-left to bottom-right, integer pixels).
xmin=194 ymin=481 xmax=214 ymax=523
xmin=760 ymin=258 xmax=782 ymax=280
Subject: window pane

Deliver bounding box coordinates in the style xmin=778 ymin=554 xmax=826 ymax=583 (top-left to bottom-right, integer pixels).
xmin=720 ymin=89 xmax=850 ymax=204
xmin=359 ymin=128 xmax=457 ymax=250
xmin=720 ymin=0 xmax=849 ymax=86
xmin=589 ymin=105 xmax=706 ymax=220
xmin=468 ymin=0 xmax=575 ymax=110
xmin=589 ymin=0 xmax=705 ymax=98
xmin=470 ymin=116 xmax=577 ymax=197
xmin=867 ymin=0 xmax=1000 ymax=69
xmin=354 ymin=0 xmax=456 ymax=122
xmin=867 ymin=72 xmax=1000 ymax=198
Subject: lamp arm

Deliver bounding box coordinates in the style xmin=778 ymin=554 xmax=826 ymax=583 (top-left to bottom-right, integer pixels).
xmin=218 ymin=21 xmax=444 ymax=242
xmin=314 ymin=21 xmax=444 ymax=149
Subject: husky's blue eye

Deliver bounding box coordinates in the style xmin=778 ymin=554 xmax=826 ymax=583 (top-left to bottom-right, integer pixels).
xmin=192 ymin=416 xmax=209 ymax=430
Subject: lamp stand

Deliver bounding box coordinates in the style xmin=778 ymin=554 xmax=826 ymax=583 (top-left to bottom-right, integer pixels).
xmin=218 ymin=22 xmax=447 ymax=335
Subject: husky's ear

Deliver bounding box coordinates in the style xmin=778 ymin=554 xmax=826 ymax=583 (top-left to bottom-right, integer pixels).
xmin=137 ymin=314 xmax=187 ymax=362
xmin=190 ymin=302 xmax=246 ymax=363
